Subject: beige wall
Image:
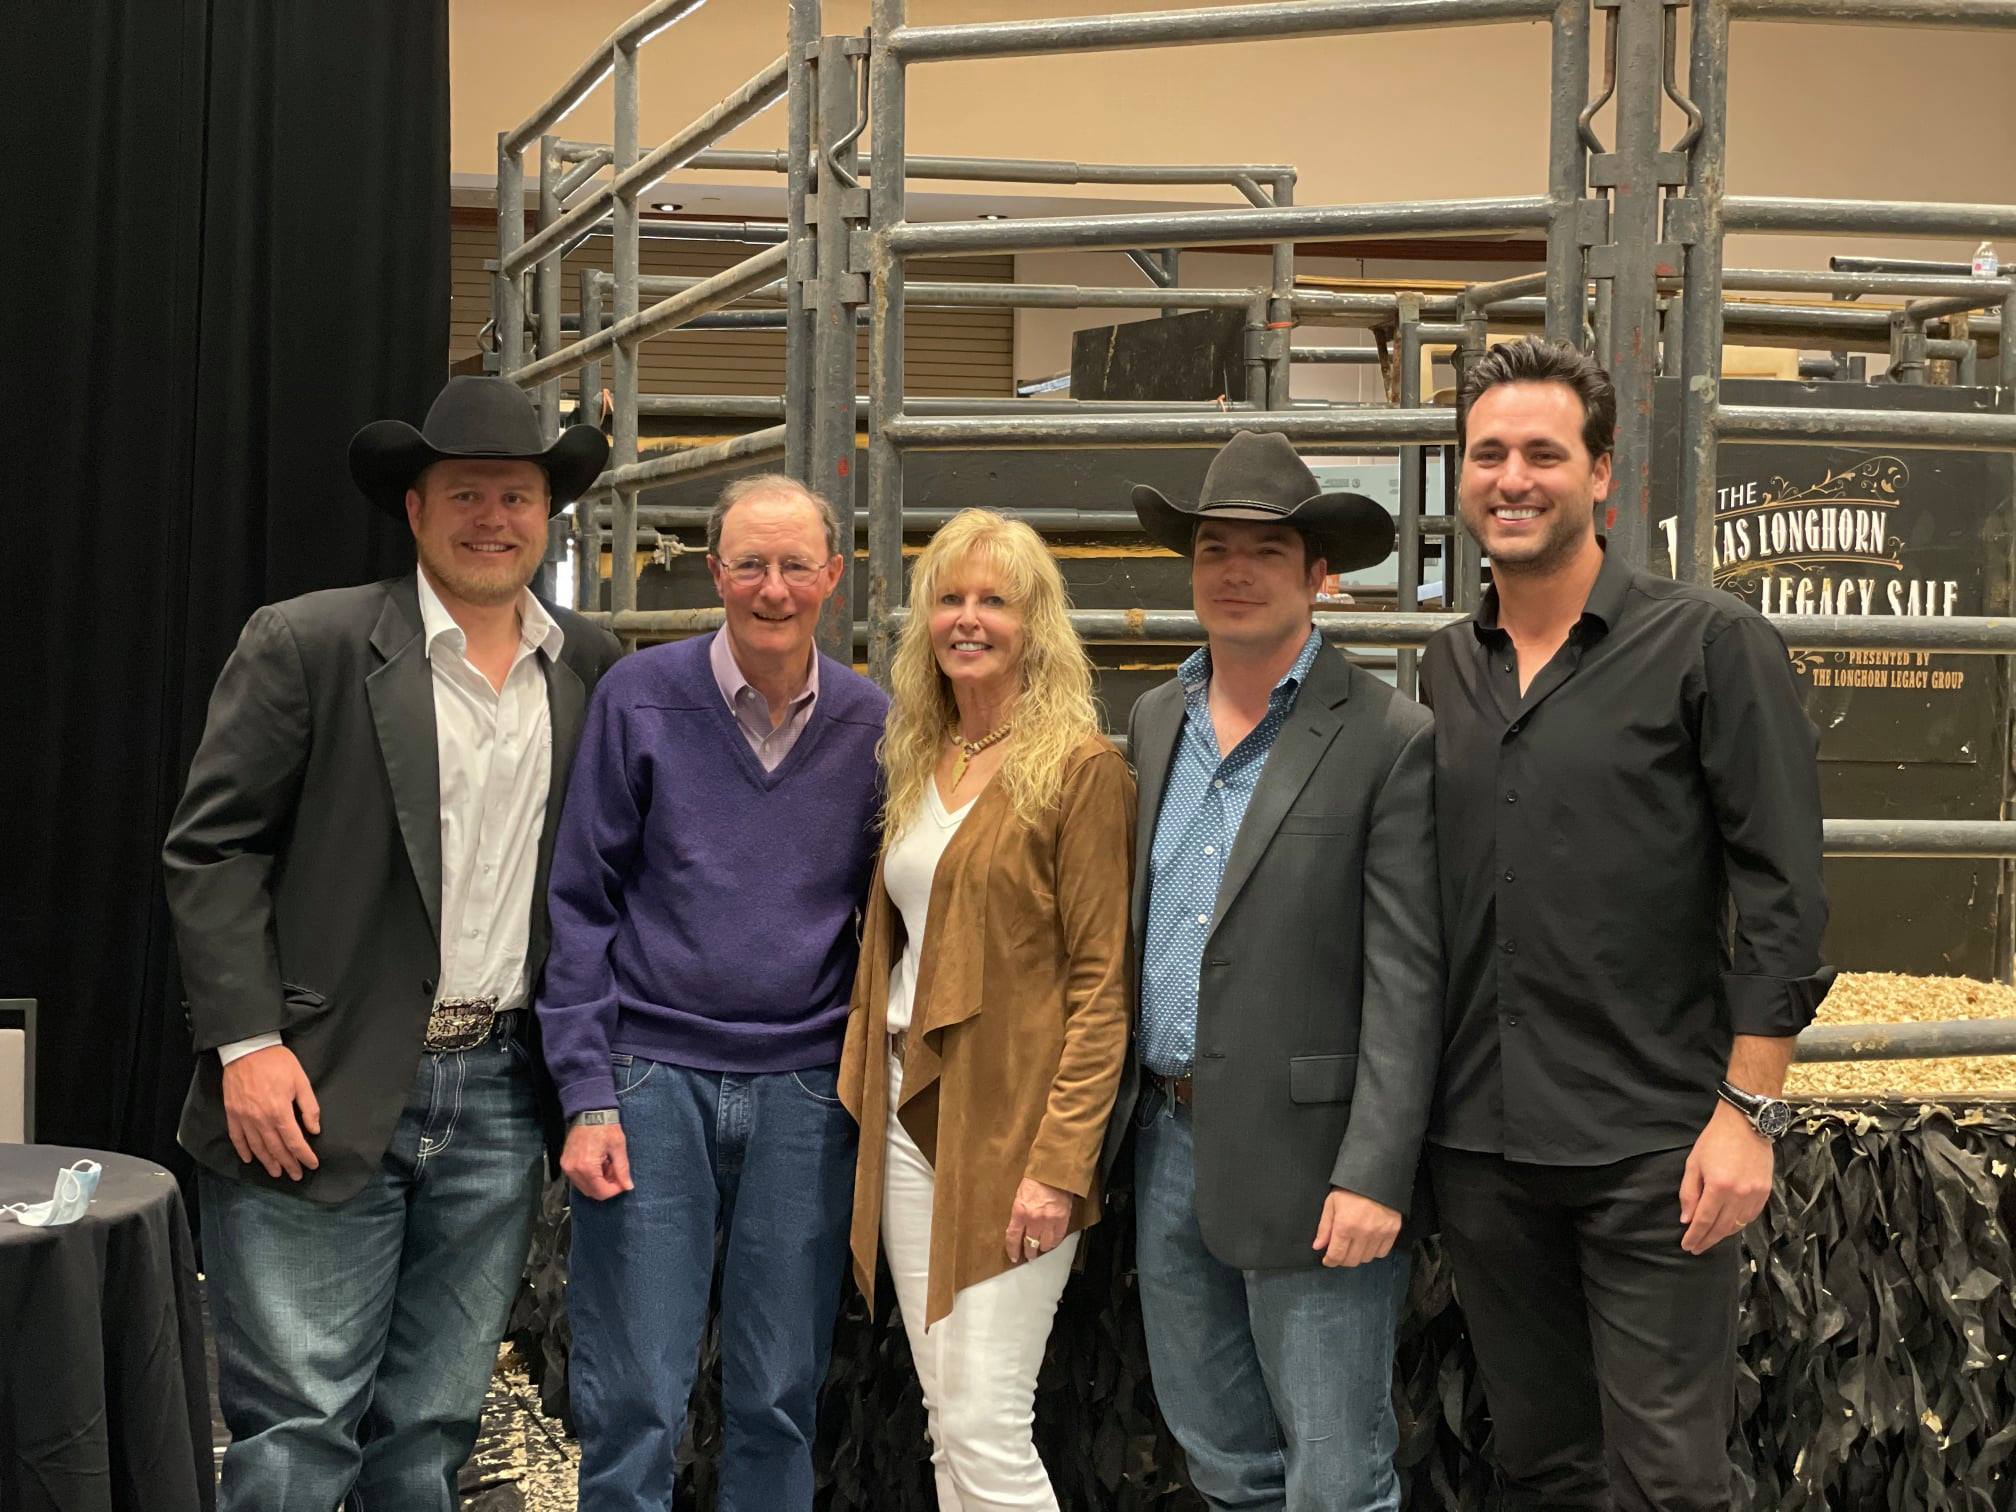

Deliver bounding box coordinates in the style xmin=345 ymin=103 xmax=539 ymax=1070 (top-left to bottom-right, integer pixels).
xmin=452 ymin=1 xmax=2015 ymax=374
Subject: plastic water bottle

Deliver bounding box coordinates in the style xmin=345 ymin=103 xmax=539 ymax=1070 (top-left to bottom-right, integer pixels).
xmin=1974 ymin=241 xmax=2000 ymax=277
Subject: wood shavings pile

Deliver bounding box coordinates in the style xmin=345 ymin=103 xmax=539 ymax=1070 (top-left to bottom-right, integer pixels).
xmin=1784 ymin=970 xmax=2016 ymax=1101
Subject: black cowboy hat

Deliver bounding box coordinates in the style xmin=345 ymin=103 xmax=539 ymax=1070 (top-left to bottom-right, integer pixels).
xmin=1130 ymin=429 xmax=1395 ymax=571
xmin=348 ymin=375 xmax=609 ymax=518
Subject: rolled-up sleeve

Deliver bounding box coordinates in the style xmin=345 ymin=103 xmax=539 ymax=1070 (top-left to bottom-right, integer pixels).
xmin=1698 ymin=615 xmax=1836 ymax=1036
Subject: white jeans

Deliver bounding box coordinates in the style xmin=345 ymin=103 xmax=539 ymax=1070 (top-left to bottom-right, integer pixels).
xmin=883 ymin=1055 xmax=1079 ymax=1511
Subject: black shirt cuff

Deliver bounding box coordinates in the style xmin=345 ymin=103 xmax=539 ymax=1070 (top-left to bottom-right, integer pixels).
xmin=1724 ymin=967 xmax=1837 ymax=1037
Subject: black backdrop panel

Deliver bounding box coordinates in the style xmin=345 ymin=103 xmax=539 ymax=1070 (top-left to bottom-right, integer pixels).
xmin=1652 ymin=379 xmax=2015 ymax=979
xmin=2 ymin=2 xmax=449 ymax=1165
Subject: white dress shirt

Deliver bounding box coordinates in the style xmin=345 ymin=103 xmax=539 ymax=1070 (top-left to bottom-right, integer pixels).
xmin=220 ymin=571 xmax=562 ymax=1065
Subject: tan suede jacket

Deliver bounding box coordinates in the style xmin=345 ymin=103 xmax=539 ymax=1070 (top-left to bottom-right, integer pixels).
xmin=839 ymin=735 xmax=1135 ymax=1327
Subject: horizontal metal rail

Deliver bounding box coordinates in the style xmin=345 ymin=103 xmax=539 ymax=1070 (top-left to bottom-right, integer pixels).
xmin=510 ymin=242 xmax=791 ymax=389
xmin=503 ymin=55 xmax=788 ymax=279
xmin=1290 ymin=346 xmax=1385 ymax=364
xmin=985 ymin=610 xmax=2016 ymax=654
xmin=887 ymin=0 xmax=1557 ymax=60
xmin=1730 ymin=0 xmax=2016 ymax=26
xmin=614 ymin=506 xmax=1462 ymax=538
xmin=632 ymin=394 xmax=1265 ymax=419
xmin=1793 ymin=1017 xmax=2016 ymax=1064
xmin=1715 ymin=404 xmax=2016 ymax=452
xmin=1823 ymin=820 xmax=2016 ymax=857
xmin=1722 ymin=268 xmax=2014 ymax=300
xmin=883 ymin=408 xmax=1458 ymax=449
xmin=683 ymin=146 xmax=1300 ymax=185
xmin=882 ymin=196 xmax=1553 ymax=257
xmin=503 ymin=0 xmax=705 ymax=153
xmin=1725 ymin=197 xmax=2016 ymax=239
xmin=596 ymin=425 xmax=789 ymax=491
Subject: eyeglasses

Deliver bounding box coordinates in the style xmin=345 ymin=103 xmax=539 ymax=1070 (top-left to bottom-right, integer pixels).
xmin=721 ymin=557 xmax=825 ymax=588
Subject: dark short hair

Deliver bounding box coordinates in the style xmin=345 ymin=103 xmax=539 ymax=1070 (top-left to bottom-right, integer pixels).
xmin=1456 ymin=337 xmax=1616 ymax=461
xmin=706 ymin=474 xmax=844 ymax=558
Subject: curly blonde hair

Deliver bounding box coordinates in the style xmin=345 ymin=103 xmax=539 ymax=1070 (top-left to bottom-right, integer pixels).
xmin=880 ymin=509 xmax=1100 ymax=840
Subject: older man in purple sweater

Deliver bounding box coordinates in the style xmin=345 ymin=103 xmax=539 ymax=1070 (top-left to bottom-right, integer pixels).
xmin=538 ymin=475 xmax=886 ymax=1512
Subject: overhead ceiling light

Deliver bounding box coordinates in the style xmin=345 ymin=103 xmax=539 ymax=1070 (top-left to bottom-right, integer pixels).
xmin=978 ymin=213 xmax=1006 ymax=221
xmin=650 ymin=201 xmax=684 ymax=214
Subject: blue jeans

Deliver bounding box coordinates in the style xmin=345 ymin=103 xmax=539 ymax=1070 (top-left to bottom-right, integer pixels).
xmin=200 ymin=1031 xmax=544 ymax=1512
xmin=1134 ymin=1084 xmax=1407 ymax=1512
xmin=568 ymin=1057 xmax=857 ymax=1512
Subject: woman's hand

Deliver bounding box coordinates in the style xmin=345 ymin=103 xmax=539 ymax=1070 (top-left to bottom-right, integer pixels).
xmin=1003 ymin=1176 xmax=1074 ymax=1263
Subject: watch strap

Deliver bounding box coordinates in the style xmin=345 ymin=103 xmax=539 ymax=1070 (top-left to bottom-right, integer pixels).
xmin=570 ymin=1108 xmax=621 ymax=1128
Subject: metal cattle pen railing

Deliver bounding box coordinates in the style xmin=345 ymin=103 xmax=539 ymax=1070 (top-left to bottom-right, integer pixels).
xmin=489 ymin=0 xmax=2016 ymax=1025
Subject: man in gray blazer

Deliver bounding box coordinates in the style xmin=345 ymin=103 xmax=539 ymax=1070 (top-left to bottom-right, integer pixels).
xmin=163 ymin=377 xmax=622 ymax=1512
xmin=1109 ymin=430 xmax=1442 ymax=1512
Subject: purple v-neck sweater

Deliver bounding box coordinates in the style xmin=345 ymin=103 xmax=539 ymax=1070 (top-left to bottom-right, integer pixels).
xmin=537 ymin=634 xmax=887 ymax=1116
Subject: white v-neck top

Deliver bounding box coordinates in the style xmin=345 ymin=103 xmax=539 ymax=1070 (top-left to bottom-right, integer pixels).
xmin=883 ymin=782 xmax=978 ymax=1034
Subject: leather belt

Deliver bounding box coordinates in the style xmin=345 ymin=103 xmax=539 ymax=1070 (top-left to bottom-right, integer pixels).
xmin=1150 ymin=1070 xmax=1195 ymax=1108
xmin=424 ymin=996 xmax=509 ymax=1053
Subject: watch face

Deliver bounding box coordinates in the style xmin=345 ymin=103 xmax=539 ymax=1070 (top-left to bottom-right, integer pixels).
xmin=1756 ymin=1100 xmax=1795 ymax=1140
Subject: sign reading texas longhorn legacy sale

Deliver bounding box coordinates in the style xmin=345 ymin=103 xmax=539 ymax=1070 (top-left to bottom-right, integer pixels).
xmin=1651 ymin=379 xmax=2011 ymax=768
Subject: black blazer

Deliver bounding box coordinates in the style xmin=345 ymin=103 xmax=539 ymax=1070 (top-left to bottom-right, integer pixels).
xmin=1101 ymin=640 xmax=1444 ymax=1269
xmin=163 ymin=574 xmax=622 ymax=1203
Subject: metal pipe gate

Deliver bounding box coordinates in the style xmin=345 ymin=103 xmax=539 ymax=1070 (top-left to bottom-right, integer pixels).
xmin=487 ymin=0 xmax=2016 ymax=1012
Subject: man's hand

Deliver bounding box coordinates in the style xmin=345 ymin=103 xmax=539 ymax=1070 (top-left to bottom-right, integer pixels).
xmin=1003 ymin=1177 xmax=1073 ymax=1264
xmin=561 ymin=1123 xmax=634 ymax=1201
xmin=1679 ymin=1100 xmax=1773 ymax=1254
xmin=1313 ymin=1188 xmax=1402 ymax=1268
xmin=221 ymin=1045 xmax=321 ymax=1181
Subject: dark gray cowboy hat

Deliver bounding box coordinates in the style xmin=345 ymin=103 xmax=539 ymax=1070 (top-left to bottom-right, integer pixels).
xmin=348 ymin=375 xmax=609 ymax=518
xmin=1130 ymin=429 xmax=1395 ymax=571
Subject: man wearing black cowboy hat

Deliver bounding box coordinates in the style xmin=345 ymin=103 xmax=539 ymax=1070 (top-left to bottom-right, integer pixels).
xmin=163 ymin=375 xmax=623 ymax=1511
xmin=1102 ymin=429 xmax=1443 ymax=1510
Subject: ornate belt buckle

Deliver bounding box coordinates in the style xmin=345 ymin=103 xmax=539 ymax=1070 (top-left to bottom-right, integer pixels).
xmin=424 ymin=996 xmax=500 ymax=1052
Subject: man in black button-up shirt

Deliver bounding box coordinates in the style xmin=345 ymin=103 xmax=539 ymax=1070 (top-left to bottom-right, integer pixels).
xmin=1419 ymin=338 xmax=1833 ymax=1511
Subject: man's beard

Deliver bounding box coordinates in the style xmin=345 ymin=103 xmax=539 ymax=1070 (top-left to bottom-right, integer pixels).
xmin=419 ymin=538 xmax=537 ymax=606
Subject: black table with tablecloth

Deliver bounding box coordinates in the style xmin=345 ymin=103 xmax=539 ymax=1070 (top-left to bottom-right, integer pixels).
xmin=0 ymin=1145 xmax=212 ymax=1512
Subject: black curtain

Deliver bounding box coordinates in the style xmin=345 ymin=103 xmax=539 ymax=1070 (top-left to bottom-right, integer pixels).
xmin=2 ymin=2 xmax=450 ymax=1173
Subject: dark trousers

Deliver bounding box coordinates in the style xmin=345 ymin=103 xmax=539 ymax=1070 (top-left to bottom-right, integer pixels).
xmin=1429 ymin=1144 xmax=1740 ymax=1512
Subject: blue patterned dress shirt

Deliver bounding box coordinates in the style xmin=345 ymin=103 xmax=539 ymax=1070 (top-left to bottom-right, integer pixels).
xmin=1140 ymin=627 xmax=1324 ymax=1077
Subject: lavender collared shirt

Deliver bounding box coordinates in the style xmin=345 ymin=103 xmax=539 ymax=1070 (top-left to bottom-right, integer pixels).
xmin=708 ymin=628 xmax=819 ymax=771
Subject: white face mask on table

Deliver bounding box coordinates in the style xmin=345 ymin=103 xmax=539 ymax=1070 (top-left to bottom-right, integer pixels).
xmin=2 ymin=1160 xmax=102 ymax=1227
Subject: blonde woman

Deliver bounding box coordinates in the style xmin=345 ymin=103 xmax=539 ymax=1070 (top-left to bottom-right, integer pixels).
xmin=838 ymin=509 xmax=1134 ymax=1509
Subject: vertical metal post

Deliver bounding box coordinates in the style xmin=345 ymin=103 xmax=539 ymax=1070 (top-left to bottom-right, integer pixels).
xmin=535 ymin=138 xmax=566 ymax=602
xmin=610 ymin=42 xmax=642 ymax=623
xmin=1891 ymin=315 xmax=1928 ymax=384
xmin=1266 ymin=173 xmax=1296 ymax=410
xmin=2000 ymin=293 xmax=2016 ymax=410
xmin=1451 ymin=318 xmax=1488 ymax=613
xmin=496 ymin=137 xmax=526 ymax=375
xmin=785 ymin=0 xmax=820 ymax=482
xmin=536 ymin=137 xmax=565 ymax=438
xmin=1675 ymin=0 xmax=1727 ymax=586
xmin=1396 ymin=295 xmax=1424 ymax=695
xmin=811 ymin=35 xmax=867 ymax=665
xmin=575 ymin=269 xmax=606 ymax=613
xmin=1245 ymin=295 xmax=1270 ymax=405
xmin=866 ymin=0 xmax=907 ymax=686
xmin=1546 ymin=0 xmax=1592 ymax=345
xmin=1590 ymin=0 xmax=1672 ymax=568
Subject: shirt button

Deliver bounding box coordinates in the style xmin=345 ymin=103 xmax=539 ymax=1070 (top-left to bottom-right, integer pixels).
xmin=1503 ymin=868 xmax=1515 ymax=882
xmin=1213 ymin=779 xmax=1226 ymax=790
xmin=1508 ymin=720 xmax=1523 ymax=736
xmin=1505 ymin=791 xmax=1518 ymax=804
xmin=1196 ymin=913 xmax=1209 ymax=925
xmin=1506 ymin=1015 xmax=1521 ymax=1027
xmin=1501 ymin=940 xmax=1516 ymax=955
xmin=1203 ymin=845 xmax=1216 ymax=856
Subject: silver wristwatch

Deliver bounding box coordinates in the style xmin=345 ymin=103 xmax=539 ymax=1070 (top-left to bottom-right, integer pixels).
xmin=569 ymin=1109 xmax=621 ymax=1128
xmin=1716 ymin=1080 xmax=1794 ymax=1141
